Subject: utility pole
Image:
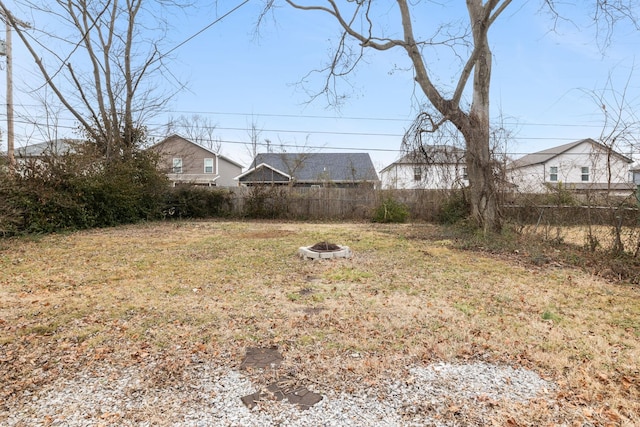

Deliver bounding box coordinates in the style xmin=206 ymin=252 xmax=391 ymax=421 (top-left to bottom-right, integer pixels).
xmin=0 ymin=8 xmax=29 ymax=173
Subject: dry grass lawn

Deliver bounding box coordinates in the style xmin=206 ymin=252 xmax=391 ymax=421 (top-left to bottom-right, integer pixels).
xmin=1 ymin=220 xmax=638 ymax=425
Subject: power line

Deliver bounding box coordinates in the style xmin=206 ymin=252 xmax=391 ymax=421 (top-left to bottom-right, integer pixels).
xmin=144 ymin=133 xmax=633 ymax=157
xmin=153 ymin=137 xmax=400 ymax=153
xmin=208 ymin=126 xmax=404 ymax=137
xmin=1 ymin=116 xmax=601 ymax=142
xmin=162 ymin=0 xmax=250 ymax=58
xmin=1 ymin=102 xmax=613 ymax=129
xmin=160 ymin=109 xmax=610 ymax=128
xmin=5 ymin=124 xmax=636 ymax=158
xmin=2 ymin=110 xmax=612 ymax=135
xmin=167 ymin=109 xmax=415 ymax=123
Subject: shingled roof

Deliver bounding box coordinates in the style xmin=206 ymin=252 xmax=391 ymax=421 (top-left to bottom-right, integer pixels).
xmin=510 ymin=138 xmax=633 ymax=168
xmin=15 ymin=139 xmax=81 ymax=157
xmin=381 ymin=145 xmax=465 ymax=173
xmin=240 ymin=152 xmax=379 ymax=183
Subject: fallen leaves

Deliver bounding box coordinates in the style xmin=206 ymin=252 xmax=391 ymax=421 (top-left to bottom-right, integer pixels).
xmin=0 ymin=221 xmax=638 ymax=425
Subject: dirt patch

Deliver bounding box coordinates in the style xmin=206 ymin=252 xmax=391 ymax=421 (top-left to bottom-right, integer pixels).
xmin=309 ymin=242 xmax=341 ymax=252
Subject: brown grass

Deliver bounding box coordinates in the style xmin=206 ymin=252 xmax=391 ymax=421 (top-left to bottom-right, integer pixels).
xmin=523 ymin=222 xmax=640 ymax=253
xmin=1 ymin=220 xmax=639 ymax=425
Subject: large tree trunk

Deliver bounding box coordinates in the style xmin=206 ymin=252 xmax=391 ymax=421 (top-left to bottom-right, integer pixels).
xmin=403 ymin=0 xmax=501 ymax=232
xmin=461 ymin=115 xmax=500 ymax=232
xmin=282 ymin=0 xmax=507 ymax=232
xmin=461 ymin=0 xmax=501 ymax=232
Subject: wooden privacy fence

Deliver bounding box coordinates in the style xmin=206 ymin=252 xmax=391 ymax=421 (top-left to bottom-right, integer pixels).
xmin=215 ymin=186 xmax=640 ymax=224
xmin=219 ymin=187 xmax=451 ymax=221
xmin=226 ymin=186 xmax=379 ymax=220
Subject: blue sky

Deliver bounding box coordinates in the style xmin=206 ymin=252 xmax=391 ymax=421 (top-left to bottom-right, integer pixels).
xmin=1 ymin=0 xmax=639 ymax=171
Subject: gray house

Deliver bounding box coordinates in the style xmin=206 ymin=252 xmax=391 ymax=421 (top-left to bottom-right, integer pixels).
xmin=236 ymin=152 xmax=380 ymax=188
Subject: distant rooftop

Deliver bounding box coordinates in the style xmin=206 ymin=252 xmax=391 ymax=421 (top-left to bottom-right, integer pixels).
xmin=248 ymin=152 xmax=379 ymax=182
xmin=511 ymin=138 xmax=633 ymax=168
xmin=15 ymin=139 xmax=81 ymax=157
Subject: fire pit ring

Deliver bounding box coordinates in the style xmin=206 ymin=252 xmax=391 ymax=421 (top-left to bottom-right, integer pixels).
xmin=298 ymin=241 xmax=352 ymax=260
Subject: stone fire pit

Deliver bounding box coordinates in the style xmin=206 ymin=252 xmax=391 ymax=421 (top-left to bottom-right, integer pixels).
xmin=298 ymin=241 xmax=352 ymax=260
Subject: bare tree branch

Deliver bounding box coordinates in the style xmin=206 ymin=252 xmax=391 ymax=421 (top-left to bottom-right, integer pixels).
xmin=1 ymin=0 xmax=186 ymax=160
xmin=270 ymin=0 xmax=637 ymax=231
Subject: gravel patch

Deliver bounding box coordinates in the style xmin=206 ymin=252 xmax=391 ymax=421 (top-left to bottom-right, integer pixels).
xmin=1 ymin=360 xmax=556 ymax=426
xmin=399 ymin=362 xmax=554 ymax=403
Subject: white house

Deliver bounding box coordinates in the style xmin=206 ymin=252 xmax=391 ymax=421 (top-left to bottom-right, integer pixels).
xmin=508 ymin=138 xmax=634 ymax=195
xmin=13 ymin=139 xmax=81 ymax=173
xmin=630 ymin=166 xmax=640 ymax=185
xmin=15 ymin=138 xmax=79 ymax=159
xmin=380 ymin=145 xmax=468 ymax=190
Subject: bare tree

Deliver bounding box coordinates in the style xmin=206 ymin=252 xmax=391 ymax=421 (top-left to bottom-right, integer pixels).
xmin=402 ymin=108 xmax=513 ymax=194
xmin=247 ymin=119 xmax=263 ymax=160
xmin=15 ymin=83 xmax=72 ymax=146
xmin=543 ymin=0 xmax=639 ymax=51
xmin=402 ymin=116 xmax=468 ymax=191
xmin=582 ymin=69 xmax=640 ymax=254
xmin=587 ymin=69 xmax=640 ymax=185
xmin=266 ymin=0 xmax=512 ymax=231
xmin=0 ymin=0 xmax=186 ymax=161
xmin=269 ymin=0 xmax=638 ymax=232
xmin=164 ymin=114 xmax=221 ymax=152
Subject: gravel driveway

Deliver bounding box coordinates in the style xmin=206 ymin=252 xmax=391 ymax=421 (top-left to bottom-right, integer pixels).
xmin=2 ymin=354 xmax=556 ymax=426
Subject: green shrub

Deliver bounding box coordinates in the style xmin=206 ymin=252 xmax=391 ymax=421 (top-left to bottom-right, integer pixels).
xmin=372 ymin=198 xmax=409 ymax=223
xmin=163 ymin=187 xmax=232 ymax=219
xmin=542 ymin=182 xmax=577 ymax=206
xmin=0 ymin=149 xmax=169 ymax=235
xmin=243 ymin=185 xmax=290 ymax=219
xmin=73 ymin=152 xmax=169 ymax=227
xmin=437 ymin=193 xmax=470 ymax=224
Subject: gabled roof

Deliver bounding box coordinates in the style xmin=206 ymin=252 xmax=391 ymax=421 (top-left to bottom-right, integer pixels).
xmin=15 ymin=139 xmax=81 ymax=157
xmin=380 ymin=145 xmax=465 ymax=173
xmin=239 ymin=152 xmax=379 ymax=182
xmin=148 ymin=134 xmax=244 ymax=169
xmin=235 ymin=162 xmax=292 ymax=182
xmin=510 ymin=138 xmax=633 ymax=169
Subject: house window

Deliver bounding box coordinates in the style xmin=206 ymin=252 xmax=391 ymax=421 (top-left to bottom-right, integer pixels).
xmin=204 ymin=158 xmax=214 ymax=174
xmin=172 ymin=158 xmax=183 ymax=174
xmin=581 ymin=167 xmax=589 ymax=181
xmin=413 ymin=166 xmax=422 ymax=181
xmin=462 ymin=167 xmax=468 ymax=180
xmin=549 ymin=166 xmax=558 ymax=182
